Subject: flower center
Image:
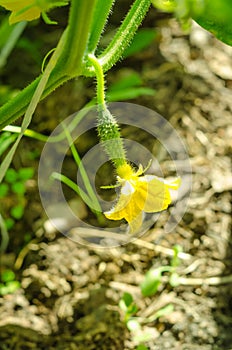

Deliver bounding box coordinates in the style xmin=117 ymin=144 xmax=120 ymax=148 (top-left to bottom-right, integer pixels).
xmin=117 ymin=163 xmax=134 ymax=180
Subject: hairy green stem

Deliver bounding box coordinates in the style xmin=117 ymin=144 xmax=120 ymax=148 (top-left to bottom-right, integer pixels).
xmin=97 ymin=108 xmax=127 ymax=168
xmin=63 ymin=0 xmax=97 ymax=74
xmin=85 ymin=0 xmax=151 ymax=75
xmin=88 ymin=0 xmax=115 ymax=53
xmin=87 ymin=54 xmax=106 ymax=108
xmin=0 ymin=0 xmax=97 ymax=130
xmin=87 ymin=55 xmax=126 ymax=167
xmin=0 ymin=21 xmax=68 ymax=183
xmin=0 ymin=0 xmax=151 ymax=130
xmin=100 ymin=0 xmax=151 ymax=71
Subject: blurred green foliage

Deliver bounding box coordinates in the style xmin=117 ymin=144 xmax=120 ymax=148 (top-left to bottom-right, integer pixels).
xmin=123 ymin=28 xmax=157 ymax=57
xmin=192 ymin=0 xmax=232 ymax=46
xmin=152 ymin=0 xmax=232 ymax=45
xmin=0 ymin=269 xmax=20 ymax=295
xmin=141 ymin=245 xmax=182 ymax=296
xmin=0 ymin=166 xmax=34 ymax=229
xmin=107 ymin=71 xmax=155 ymax=102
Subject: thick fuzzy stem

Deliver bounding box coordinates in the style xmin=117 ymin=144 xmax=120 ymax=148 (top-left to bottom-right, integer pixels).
xmin=97 ymin=108 xmax=126 ymax=167
xmin=88 ymin=54 xmax=126 ymax=167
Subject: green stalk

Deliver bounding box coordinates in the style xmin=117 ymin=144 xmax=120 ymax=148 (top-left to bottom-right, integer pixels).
xmin=0 ymin=0 xmax=97 ymax=130
xmin=0 ymin=0 xmax=151 ymax=130
xmin=87 ymin=54 xmax=126 ymax=168
xmin=100 ymin=0 xmax=151 ymax=71
xmin=51 ymin=172 xmax=104 ymax=221
xmin=88 ymin=54 xmax=107 ymax=108
xmin=0 ymin=21 xmax=27 ymax=69
xmin=63 ymin=124 xmax=102 ymax=213
xmin=0 ymin=22 xmax=67 ymax=183
xmin=0 ymin=74 xmax=68 ymax=130
xmin=88 ymin=0 xmax=115 ymax=53
xmin=51 ymin=172 xmax=92 ymax=207
xmin=86 ymin=0 xmax=151 ymax=75
xmin=62 ymin=0 xmax=97 ymax=74
xmin=3 ymin=125 xmax=49 ymax=142
xmin=3 ymin=106 xmax=91 ymax=143
xmin=0 ymin=214 xmax=9 ymax=253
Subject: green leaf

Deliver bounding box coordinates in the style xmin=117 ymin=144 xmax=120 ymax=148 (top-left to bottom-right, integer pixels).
xmin=5 ymin=281 xmax=21 ymax=294
xmin=107 ymin=87 xmax=155 ymax=102
xmin=5 ymin=168 xmax=18 ymax=183
xmin=0 ymin=281 xmax=21 ymax=295
xmin=5 ymin=217 xmax=15 ymax=230
xmin=11 ymin=181 xmax=26 ymax=195
xmin=123 ymin=28 xmax=157 ymax=58
xmin=128 ymin=303 xmax=139 ymax=315
xmin=10 ymin=204 xmax=24 ymax=220
xmin=107 ymin=71 xmax=155 ymax=102
xmin=1 ymin=269 xmax=15 ymax=282
xmin=0 ymin=86 xmax=19 ymax=106
xmin=109 ymin=72 xmax=143 ymax=91
xmin=18 ymin=167 xmax=34 ymax=181
xmin=122 ymin=292 xmax=134 ymax=307
xmin=24 ymin=232 xmax=32 ymax=243
xmin=0 ymin=284 xmax=8 ymax=295
xmin=192 ymin=0 xmax=232 ymax=46
xmin=119 ymin=292 xmax=138 ymax=318
xmin=151 ymin=0 xmax=175 ymax=12
xmin=0 ymin=183 xmax=9 ymax=197
xmin=150 ymin=303 xmax=174 ymax=320
xmin=151 ymin=0 xmax=232 ymax=46
xmin=0 ymin=132 xmax=17 ymax=156
xmin=0 ymin=8 xmax=69 ymax=182
xmin=140 ymin=268 xmax=162 ymax=297
xmin=0 ymin=20 xmax=27 ymax=69
xmin=136 ymin=345 xmax=149 ymax=350
xmin=0 ymin=17 xmax=14 ymax=49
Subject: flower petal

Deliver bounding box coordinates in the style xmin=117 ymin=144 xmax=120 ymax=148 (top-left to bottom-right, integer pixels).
xmin=128 ymin=211 xmax=143 ymax=233
xmin=105 ymin=181 xmax=142 ymax=224
xmin=104 ymin=161 xmax=180 ymax=234
xmin=104 ymin=181 xmax=133 ymax=220
xmin=136 ymin=175 xmax=172 ymax=212
xmin=0 ymin=0 xmax=34 ymax=11
xmin=9 ymin=7 xmax=41 ymax=24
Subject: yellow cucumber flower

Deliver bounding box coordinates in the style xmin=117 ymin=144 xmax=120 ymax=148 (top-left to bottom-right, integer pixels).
xmin=104 ymin=163 xmax=180 ymax=233
xmin=0 ymin=0 xmax=68 ymax=24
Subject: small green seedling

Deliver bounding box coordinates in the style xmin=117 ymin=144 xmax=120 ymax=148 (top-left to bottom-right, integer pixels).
xmin=119 ymin=246 xmax=183 ymax=348
xmin=119 ymin=292 xmax=139 ymax=323
xmin=119 ymin=291 xmax=174 ymax=348
xmin=136 ymin=345 xmax=149 ymax=350
xmin=140 ymin=245 xmax=182 ymax=297
xmin=0 ymin=167 xmax=34 ymax=229
xmin=119 ymin=292 xmax=152 ymax=347
xmin=0 ymin=269 xmax=20 ymax=295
